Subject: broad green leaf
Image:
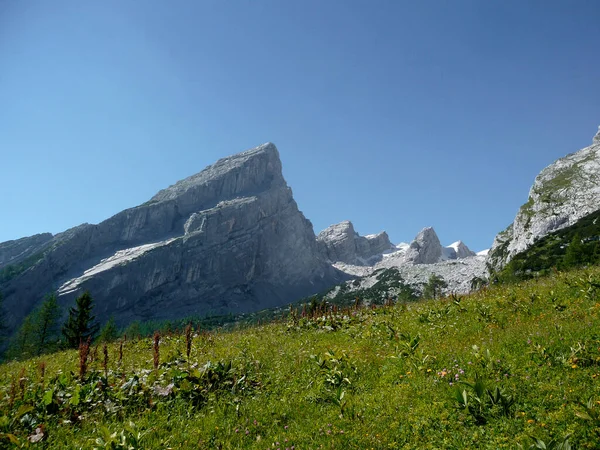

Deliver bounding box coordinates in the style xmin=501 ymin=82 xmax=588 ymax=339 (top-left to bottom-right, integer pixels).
xmin=43 ymin=389 xmax=54 ymax=406
xmin=70 ymin=385 xmax=81 ymax=406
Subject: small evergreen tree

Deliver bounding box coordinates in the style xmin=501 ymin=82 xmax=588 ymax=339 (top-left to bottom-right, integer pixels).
xmin=562 ymin=233 xmax=585 ymax=269
xmin=34 ymin=293 xmax=61 ymax=355
xmin=6 ymin=292 xmax=62 ymax=359
xmin=62 ymin=291 xmax=99 ymax=348
xmin=98 ymin=316 xmax=119 ymax=343
xmin=423 ymin=274 xmax=448 ymax=300
xmin=6 ymin=314 xmax=35 ymax=359
xmin=123 ymin=320 xmax=141 ymax=340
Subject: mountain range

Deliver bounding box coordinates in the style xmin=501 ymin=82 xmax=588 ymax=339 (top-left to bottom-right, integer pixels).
xmin=2 ymin=126 xmax=600 ymax=336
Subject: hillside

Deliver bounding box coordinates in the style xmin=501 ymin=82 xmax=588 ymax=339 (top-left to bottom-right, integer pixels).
xmin=2 ymin=267 xmax=600 ymax=449
xmin=488 ymin=128 xmax=600 ymax=271
xmin=496 ymin=209 xmax=600 ymax=282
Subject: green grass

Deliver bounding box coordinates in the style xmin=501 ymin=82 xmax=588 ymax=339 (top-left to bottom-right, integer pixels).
xmin=3 ymin=267 xmax=600 ymax=449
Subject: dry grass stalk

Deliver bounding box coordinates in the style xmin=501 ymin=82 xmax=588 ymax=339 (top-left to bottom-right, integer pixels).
xmin=185 ymin=323 xmax=193 ymax=360
xmin=153 ymin=331 xmax=160 ymax=370
xmin=79 ymin=337 xmax=91 ymax=379
xmin=103 ymin=343 xmax=108 ymax=378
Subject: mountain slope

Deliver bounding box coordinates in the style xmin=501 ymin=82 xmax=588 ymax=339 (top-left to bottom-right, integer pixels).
xmin=488 ymin=126 xmax=600 ymax=270
xmin=0 ymin=143 xmax=343 ymax=333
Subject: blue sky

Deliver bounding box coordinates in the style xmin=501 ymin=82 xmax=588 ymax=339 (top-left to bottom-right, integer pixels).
xmin=1 ymin=1 xmax=599 ymax=251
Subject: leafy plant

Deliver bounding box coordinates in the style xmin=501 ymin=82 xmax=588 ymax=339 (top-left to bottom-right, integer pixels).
xmin=454 ymin=374 xmax=515 ymax=425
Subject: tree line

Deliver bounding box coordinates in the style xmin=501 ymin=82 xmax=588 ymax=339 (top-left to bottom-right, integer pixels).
xmin=0 ymin=291 xmax=119 ymax=361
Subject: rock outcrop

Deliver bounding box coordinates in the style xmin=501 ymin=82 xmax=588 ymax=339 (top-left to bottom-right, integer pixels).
xmin=1 ymin=143 xmax=344 ymax=332
xmin=488 ymin=126 xmax=600 ymax=270
xmin=317 ymin=221 xmax=394 ymax=265
xmin=0 ymin=233 xmax=53 ymax=270
xmin=404 ymin=227 xmax=442 ymax=264
xmin=443 ymin=241 xmax=476 ymax=260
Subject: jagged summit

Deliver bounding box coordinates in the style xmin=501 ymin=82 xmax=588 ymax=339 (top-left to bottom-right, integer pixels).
xmin=594 ymin=126 xmax=600 ymax=143
xmin=317 ymin=221 xmax=394 ymax=265
xmin=151 ymin=142 xmax=283 ymax=205
xmin=404 ymin=227 xmax=442 ymax=264
xmin=443 ymin=240 xmax=476 ymax=260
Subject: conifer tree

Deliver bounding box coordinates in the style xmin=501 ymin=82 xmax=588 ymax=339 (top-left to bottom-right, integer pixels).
xmin=423 ymin=274 xmax=448 ymax=300
xmin=6 ymin=293 xmax=62 ymax=359
xmin=34 ymin=293 xmax=61 ymax=355
xmin=563 ymin=233 xmax=584 ymax=269
xmin=6 ymin=314 xmax=35 ymax=359
xmin=62 ymin=291 xmax=99 ymax=348
xmin=98 ymin=316 xmax=119 ymax=343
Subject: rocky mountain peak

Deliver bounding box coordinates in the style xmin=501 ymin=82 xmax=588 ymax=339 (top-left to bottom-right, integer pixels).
xmin=150 ymin=142 xmax=284 ymax=208
xmin=1 ymin=142 xmax=343 ymax=334
xmin=444 ymin=240 xmax=476 ymax=260
xmin=488 ymin=125 xmax=600 ymax=270
xmin=404 ymin=227 xmax=442 ymax=264
xmin=317 ymin=221 xmax=394 ymax=265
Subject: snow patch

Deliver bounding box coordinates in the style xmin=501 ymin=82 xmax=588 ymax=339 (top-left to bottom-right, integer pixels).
xmin=58 ymin=238 xmax=178 ymax=295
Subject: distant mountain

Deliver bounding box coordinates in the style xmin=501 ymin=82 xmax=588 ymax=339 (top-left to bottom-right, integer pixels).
xmin=4 ymin=126 xmax=599 ymax=338
xmin=317 ymin=223 xmax=484 ymax=296
xmin=316 ymin=221 xmax=395 ymax=266
xmin=488 ymin=126 xmax=600 ymax=271
xmin=0 ymin=143 xmax=344 ymax=334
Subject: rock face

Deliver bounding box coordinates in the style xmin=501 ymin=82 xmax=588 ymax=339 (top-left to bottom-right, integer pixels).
xmin=443 ymin=241 xmax=476 ymax=260
xmin=1 ymin=143 xmax=344 ymax=332
xmin=0 ymin=233 xmax=53 ymax=270
xmin=488 ymin=126 xmax=600 ymax=270
xmin=404 ymin=227 xmax=442 ymax=264
xmin=317 ymin=221 xmax=394 ymax=265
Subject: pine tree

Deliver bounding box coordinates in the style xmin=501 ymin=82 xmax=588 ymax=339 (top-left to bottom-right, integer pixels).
xmin=423 ymin=274 xmax=448 ymax=300
xmin=6 ymin=314 xmax=35 ymax=359
xmin=563 ymin=233 xmax=584 ymax=269
xmin=6 ymin=292 xmax=62 ymax=359
xmin=98 ymin=316 xmax=119 ymax=343
xmin=34 ymin=293 xmax=61 ymax=355
xmin=62 ymin=291 xmax=99 ymax=348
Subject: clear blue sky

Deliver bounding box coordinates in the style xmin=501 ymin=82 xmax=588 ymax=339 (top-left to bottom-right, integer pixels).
xmin=1 ymin=1 xmax=599 ymax=251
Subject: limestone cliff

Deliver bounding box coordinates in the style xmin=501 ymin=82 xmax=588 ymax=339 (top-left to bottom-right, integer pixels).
xmin=488 ymin=126 xmax=600 ymax=270
xmin=0 ymin=143 xmax=343 ymax=332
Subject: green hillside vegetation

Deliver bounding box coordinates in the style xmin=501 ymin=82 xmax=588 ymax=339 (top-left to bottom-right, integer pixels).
xmin=0 ymin=251 xmax=46 ymax=284
xmin=497 ymin=209 xmax=600 ymax=282
xmin=2 ymin=266 xmax=600 ymax=448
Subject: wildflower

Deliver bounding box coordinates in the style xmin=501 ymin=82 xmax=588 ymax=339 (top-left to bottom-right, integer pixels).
xmin=572 ymin=364 xmax=578 ymax=369
xmin=527 ymin=419 xmax=535 ymax=424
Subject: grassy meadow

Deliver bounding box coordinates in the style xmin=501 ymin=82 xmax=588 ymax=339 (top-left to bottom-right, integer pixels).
xmin=2 ymin=267 xmax=600 ymax=449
